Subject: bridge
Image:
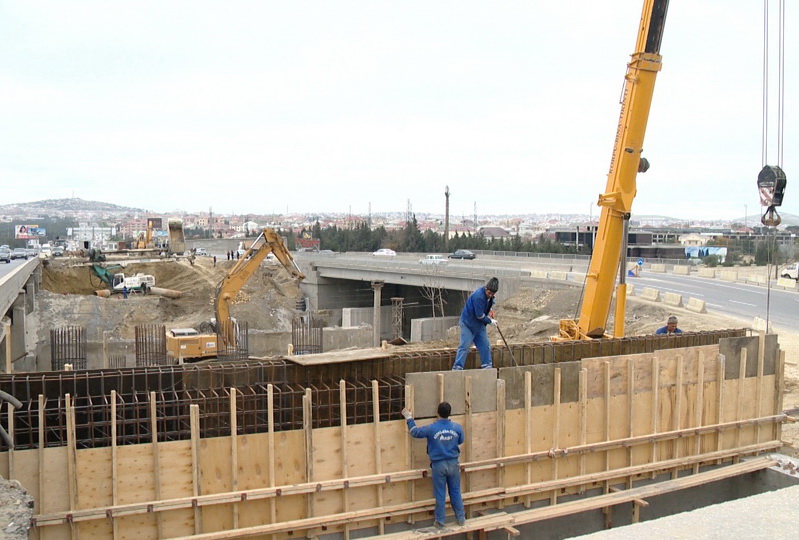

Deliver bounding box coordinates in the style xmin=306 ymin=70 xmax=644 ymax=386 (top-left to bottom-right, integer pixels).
xmin=0 ymin=257 xmax=41 ymax=372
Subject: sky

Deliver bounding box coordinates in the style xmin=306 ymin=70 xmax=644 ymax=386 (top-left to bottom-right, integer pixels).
xmin=0 ymin=1 xmax=796 ymax=221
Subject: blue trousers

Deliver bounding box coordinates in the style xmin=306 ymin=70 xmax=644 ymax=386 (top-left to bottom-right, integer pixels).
xmin=452 ymin=322 xmax=491 ymax=369
xmin=431 ymin=458 xmax=465 ymax=524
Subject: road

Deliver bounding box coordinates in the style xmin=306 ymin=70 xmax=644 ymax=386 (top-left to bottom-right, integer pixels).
xmin=0 ymin=257 xmax=28 ymax=278
xmin=630 ymin=271 xmax=799 ymax=330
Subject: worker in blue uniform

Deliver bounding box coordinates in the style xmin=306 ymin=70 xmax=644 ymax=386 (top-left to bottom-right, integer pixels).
xmin=402 ymin=402 xmax=466 ymax=528
xmin=452 ymin=277 xmax=499 ymax=370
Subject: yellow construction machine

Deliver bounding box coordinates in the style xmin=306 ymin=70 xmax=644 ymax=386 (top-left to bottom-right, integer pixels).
xmin=166 ymin=228 xmax=305 ymax=361
xmin=558 ymin=0 xmax=668 ymax=340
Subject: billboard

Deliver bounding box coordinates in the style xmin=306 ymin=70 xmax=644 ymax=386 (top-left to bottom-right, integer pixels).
xmin=15 ymin=225 xmax=46 ymax=240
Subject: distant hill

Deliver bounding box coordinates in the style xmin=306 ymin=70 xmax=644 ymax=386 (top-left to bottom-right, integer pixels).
xmin=0 ymin=198 xmax=145 ymax=215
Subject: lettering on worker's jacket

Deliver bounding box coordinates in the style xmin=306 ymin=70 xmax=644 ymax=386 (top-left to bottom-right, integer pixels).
xmin=434 ymin=429 xmax=458 ymax=442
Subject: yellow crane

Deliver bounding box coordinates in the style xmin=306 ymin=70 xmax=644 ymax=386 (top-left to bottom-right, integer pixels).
xmin=559 ymin=0 xmax=669 ymax=340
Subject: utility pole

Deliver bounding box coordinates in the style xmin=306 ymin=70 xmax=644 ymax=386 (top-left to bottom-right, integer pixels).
xmin=444 ymin=186 xmax=450 ymax=251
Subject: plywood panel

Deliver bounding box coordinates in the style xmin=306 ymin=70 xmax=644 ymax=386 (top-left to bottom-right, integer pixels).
xmin=198 ymin=436 xmax=233 ymax=534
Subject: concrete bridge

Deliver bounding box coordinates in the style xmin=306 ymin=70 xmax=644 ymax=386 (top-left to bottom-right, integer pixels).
xmin=0 ymin=258 xmax=41 ymax=372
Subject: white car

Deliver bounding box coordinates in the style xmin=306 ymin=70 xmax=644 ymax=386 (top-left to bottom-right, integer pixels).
xmin=372 ymin=249 xmax=396 ymax=257
xmin=195 ymin=248 xmax=209 ymax=256
xmin=419 ymin=254 xmax=448 ymax=265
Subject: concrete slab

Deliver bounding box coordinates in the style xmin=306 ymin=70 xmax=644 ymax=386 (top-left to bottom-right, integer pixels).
xmin=406 ymin=369 xmax=497 ymax=418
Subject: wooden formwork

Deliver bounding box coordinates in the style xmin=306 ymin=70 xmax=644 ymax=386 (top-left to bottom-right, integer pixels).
xmin=1 ymin=334 xmax=786 ymax=539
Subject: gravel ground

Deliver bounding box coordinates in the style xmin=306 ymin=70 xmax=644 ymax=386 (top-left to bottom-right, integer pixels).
xmin=0 ymin=479 xmax=33 ymax=539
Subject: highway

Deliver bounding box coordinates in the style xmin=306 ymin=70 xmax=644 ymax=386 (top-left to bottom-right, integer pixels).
xmin=630 ymin=271 xmax=799 ymax=330
xmin=0 ymin=257 xmax=29 ymax=278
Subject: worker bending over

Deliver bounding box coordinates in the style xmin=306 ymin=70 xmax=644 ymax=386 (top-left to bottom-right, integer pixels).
xmin=452 ymin=277 xmax=498 ymax=370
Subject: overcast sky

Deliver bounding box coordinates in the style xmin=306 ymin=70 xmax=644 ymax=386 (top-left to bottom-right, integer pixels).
xmin=1 ymin=1 xmax=795 ymax=220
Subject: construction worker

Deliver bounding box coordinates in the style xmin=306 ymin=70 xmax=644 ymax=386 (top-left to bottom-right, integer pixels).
xmin=656 ymin=315 xmax=682 ymax=335
xmin=401 ymin=402 xmax=466 ymax=529
xmin=452 ymin=277 xmax=498 ymax=370
xmin=122 ymin=286 xmax=128 ymax=300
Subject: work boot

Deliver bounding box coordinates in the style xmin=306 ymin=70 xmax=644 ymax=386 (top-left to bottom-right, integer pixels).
xmin=457 ymin=517 xmax=466 ymax=526
xmin=434 ymin=521 xmax=445 ymax=529
xmin=480 ymin=364 xmax=492 ymax=369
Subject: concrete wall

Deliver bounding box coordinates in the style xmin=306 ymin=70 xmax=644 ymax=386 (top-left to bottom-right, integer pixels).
xmin=323 ymin=326 xmax=372 ymax=350
xmin=342 ymin=306 xmax=393 ymax=339
xmin=410 ymin=316 xmax=459 ymax=342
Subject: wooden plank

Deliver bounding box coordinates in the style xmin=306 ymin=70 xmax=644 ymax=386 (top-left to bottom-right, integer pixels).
xmin=372 ymin=380 xmax=385 ymax=535
xmin=693 ymin=353 xmax=705 ymax=474
xmin=37 ymin=394 xmax=46 ymax=540
xmin=650 ymin=356 xmax=659 ymax=476
xmin=776 ymin=350 xmax=785 ymax=441
xmin=716 ymin=354 xmax=726 ymax=464
xmin=267 ymin=384 xmax=276 ymax=531
xmin=578 ymin=368 xmax=587 ymax=493
xmin=671 ymin=355 xmax=683 ymax=479
xmin=627 ymin=358 xmax=634 ymax=488
xmin=66 ymin=394 xmax=79 ymax=539
xmin=735 ymin=348 xmax=747 ymax=454
xmin=550 ymin=368 xmax=561 ymax=505
xmin=110 ymin=391 xmax=118 ymax=540
xmin=404 ymin=384 xmax=415 ymax=523
xmin=190 ymin=404 xmax=202 ymax=535
xmin=230 ymin=388 xmax=239 ymax=530
xmin=340 ymin=380 xmax=350 ymax=539
xmin=303 ymin=388 xmax=314 ymax=520
xmin=464 ymin=375 xmax=473 ymax=502
xmin=524 ymin=370 xmax=532 ymax=508
xmin=496 ymin=378 xmax=506 ymax=508
xmin=149 ymin=392 xmax=163 ymax=539
xmin=756 ymin=332 xmax=765 ymax=443
xmin=285 ymin=348 xmax=395 ymax=366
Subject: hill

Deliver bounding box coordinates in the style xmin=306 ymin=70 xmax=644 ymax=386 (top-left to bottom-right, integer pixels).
xmin=0 ymin=197 xmax=145 ymax=215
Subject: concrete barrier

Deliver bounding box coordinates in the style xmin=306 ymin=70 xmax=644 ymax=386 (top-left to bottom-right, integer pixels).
xmin=747 ymin=275 xmax=767 ymax=285
xmin=777 ymin=277 xmax=797 ymax=289
xmin=672 ymin=265 xmax=690 ymax=276
xmin=663 ymin=292 xmax=683 ymax=307
xmin=640 ymin=287 xmax=661 ymax=302
xmin=626 ymin=284 xmax=635 ymax=296
xmin=752 ymin=317 xmax=769 ymax=332
xmin=531 ymin=270 xmax=549 ymax=279
xmin=721 ymin=270 xmax=738 ymax=282
xmin=650 ymin=264 xmax=666 ymax=273
xmin=685 ymin=297 xmax=707 ymax=313
xmin=571 ymin=272 xmax=587 ymax=282
xmin=698 ymin=268 xmax=716 ymax=278
xmin=549 ymin=271 xmax=568 ymax=281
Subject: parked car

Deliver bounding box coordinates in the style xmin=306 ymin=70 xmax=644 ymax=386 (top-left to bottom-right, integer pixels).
xmin=0 ymin=248 xmax=11 ymax=264
xmin=11 ymin=248 xmax=28 ymax=260
xmin=419 ymin=254 xmax=448 ymax=265
xmin=372 ymin=249 xmax=396 ymax=257
xmin=195 ymin=248 xmax=209 ymax=256
xmin=448 ymin=249 xmax=476 ymax=260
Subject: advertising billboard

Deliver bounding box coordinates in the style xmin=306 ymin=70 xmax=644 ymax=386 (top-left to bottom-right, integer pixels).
xmin=15 ymin=225 xmax=46 ymax=240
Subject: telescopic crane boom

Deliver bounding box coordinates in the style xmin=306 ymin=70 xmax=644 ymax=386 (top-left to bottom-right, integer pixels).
xmin=559 ymin=0 xmax=669 ymax=340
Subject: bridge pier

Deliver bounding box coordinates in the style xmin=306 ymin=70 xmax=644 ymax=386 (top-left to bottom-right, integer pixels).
xmin=371 ymin=280 xmax=384 ymax=347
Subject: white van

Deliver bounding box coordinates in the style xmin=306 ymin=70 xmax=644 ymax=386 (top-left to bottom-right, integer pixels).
xmin=780 ymin=262 xmax=799 ymax=281
xmin=40 ymin=244 xmax=52 ymax=258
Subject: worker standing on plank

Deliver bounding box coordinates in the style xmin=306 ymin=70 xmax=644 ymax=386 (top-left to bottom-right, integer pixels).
xmin=401 ymin=402 xmax=466 ymax=529
xmin=452 ymin=277 xmax=498 ymax=370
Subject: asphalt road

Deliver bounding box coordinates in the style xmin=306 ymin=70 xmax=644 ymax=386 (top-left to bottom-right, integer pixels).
xmin=630 ymin=272 xmax=799 ymax=330
xmin=0 ymin=257 xmax=28 ymax=278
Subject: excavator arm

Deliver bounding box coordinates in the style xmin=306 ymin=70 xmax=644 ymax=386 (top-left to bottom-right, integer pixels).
xmin=560 ymin=0 xmax=669 ymax=340
xmin=214 ymin=228 xmax=305 ymax=348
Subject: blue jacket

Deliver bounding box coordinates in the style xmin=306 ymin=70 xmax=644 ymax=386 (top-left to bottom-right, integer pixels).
xmin=459 ymin=286 xmax=494 ymax=332
xmin=406 ymin=417 xmax=464 ymax=462
xmin=655 ymin=326 xmax=682 ymax=335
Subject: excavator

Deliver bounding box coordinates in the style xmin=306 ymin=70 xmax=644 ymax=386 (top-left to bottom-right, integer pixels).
xmin=559 ymin=0 xmax=787 ymax=341
xmin=165 ymin=228 xmax=305 ymax=361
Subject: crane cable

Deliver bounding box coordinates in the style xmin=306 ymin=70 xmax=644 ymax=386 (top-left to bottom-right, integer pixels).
xmin=761 ymin=0 xmax=786 ymax=334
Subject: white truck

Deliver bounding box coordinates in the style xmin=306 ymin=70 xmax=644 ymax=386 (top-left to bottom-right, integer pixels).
xmin=112 ymin=273 xmax=156 ymax=292
xmin=780 ymin=262 xmax=799 ymax=281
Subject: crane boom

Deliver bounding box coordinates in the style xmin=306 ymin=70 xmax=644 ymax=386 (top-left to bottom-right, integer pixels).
xmin=560 ymin=0 xmax=670 ymax=340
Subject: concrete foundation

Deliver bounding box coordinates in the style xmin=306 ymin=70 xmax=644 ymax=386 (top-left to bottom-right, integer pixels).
xmin=410 ymin=315 xmax=459 ymax=342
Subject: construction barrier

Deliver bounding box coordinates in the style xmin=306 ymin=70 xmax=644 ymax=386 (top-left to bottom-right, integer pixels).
xmin=663 ymin=292 xmax=684 ymax=308
xmin=549 ymin=271 xmax=568 ymax=281
xmin=650 ymin=264 xmax=666 ymax=273
xmin=686 ymin=297 xmax=707 ymax=314
xmin=571 ymin=272 xmax=587 ymax=282
xmin=777 ymin=277 xmax=797 ymax=289
xmin=626 ymin=284 xmax=635 ymax=296
xmin=698 ymin=268 xmax=716 ymax=278
xmin=530 ymin=270 xmax=549 ymax=280
xmin=752 ymin=317 xmax=770 ymax=332
xmin=672 ymin=265 xmax=690 ymax=276
xmin=720 ymin=270 xmax=738 ymax=282
xmin=747 ymin=275 xmax=767 ymax=285
xmin=640 ymin=287 xmax=661 ymax=302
